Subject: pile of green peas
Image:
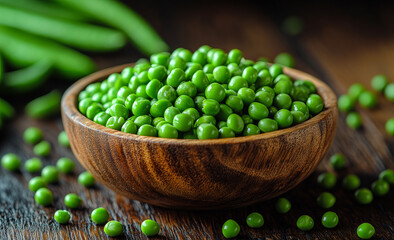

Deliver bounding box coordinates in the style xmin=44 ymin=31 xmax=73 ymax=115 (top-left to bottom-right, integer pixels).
xmin=78 ymin=46 xmax=324 ymax=139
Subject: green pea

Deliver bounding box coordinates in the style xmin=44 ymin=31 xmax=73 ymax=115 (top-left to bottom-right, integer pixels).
xmin=291 ymin=111 xmax=308 ymax=124
xmin=274 ymin=79 xmax=293 ymax=94
xmin=56 ymin=157 xmax=75 ymax=174
xmin=222 ymin=219 xmax=240 ymax=238
xmin=359 ymin=89 xmax=379 ymax=108
xmin=317 ymin=172 xmax=336 ymax=189
xmin=354 ymin=188 xmax=373 ymax=204
xmin=240 ymin=59 xmax=255 ymax=68
xmin=255 ymin=91 xmax=273 ymax=107
xmin=150 ymin=52 xmax=170 ymax=66
xmin=275 ymin=197 xmax=291 ymax=214
xmin=148 ymin=65 xmax=167 ymax=81
xmin=175 ymin=95 xmax=195 ymax=112
xmin=25 ymin=157 xmax=43 ymax=173
xmin=274 ymin=109 xmax=293 ymax=128
xmin=213 ymin=66 xmax=230 ymax=84
xmin=227 ymin=49 xmax=242 ymax=64
xmin=150 ymin=99 xmax=172 ymax=118
xmin=164 ymin=107 xmax=181 ymax=123
xmin=269 ymin=64 xmax=283 ymax=79
xmin=192 ymin=70 xmax=209 ymax=92
xmin=329 ymin=153 xmax=346 ymax=170
xmin=242 ymin=66 xmax=258 ymax=84
xmin=104 ymin=221 xmax=123 ymax=237
xmin=183 ymin=108 xmax=200 ymax=122
xmin=41 ymin=166 xmax=59 ymax=184
xmin=225 ymin=95 xmax=244 ymax=112
xmin=134 ymin=62 xmax=150 ymax=74
xmin=357 ymin=223 xmax=375 ymax=239
xmin=242 ymin=115 xmax=254 ymax=125
xmin=34 ymin=187 xmax=53 ymax=206
xmin=87 ymin=103 xmax=104 ymax=120
xmin=227 ymin=114 xmax=244 ymax=134
xmin=141 ymin=219 xmax=160 ymax=237
xmin=274 ymin=52 xmax=295 ymax=68
xmin=1 ymin=153 xmax=21 ymax=171
xmin=348 ymin=83 xmax=365 ymax=100
xmin=255 ymin=69 xmax=272 ymax=88
xmin=182 ymin=130 xmax=197 ymax=139
xmin=243 ymin=124 xmax=260 ymax=136
xmin=296 ymin=215 xmax=314 ymax=231
xmin=342 ymin=174 xmax=361 ymax=191
xmin=132 ymin=99 xmax=151 ymax=116
xmin=137 ymin=124 xmax=157 ymax=137
xmin=91 ymin=207 xmax=109 ymax=225
xmin=197 ymin=123 xmax=219 ymax=139
xmin=106 ymin=116 xmax=125 ymax=130
xmin=185 ymin=63 xmax=203 ymax=80
xmin=237 ymin=88 xmax=255 ymax=105
xmin=205 ymin=83 xmax=226 ymax=102
xmin=121 ymin=67 xmax=135 ymax=81
xmin=218 ymin=121 xmax=227 ymax=128
xmin=386 ymin=118 xmax=394 ymax=136
xmin=111 ymin=97 xmax=125 ymax=106
xmin=124 ymin=94 xmax=138 ymax=110
xmin=64 ymin=193 xmax=82 ymax=209
xmin=177 ymin=81 xmax=197 ymax=97
xmin=379 ymin=169 xmax=394 ymax=184
xmin=194 ymin=116 xmax=216 ymax=128
xmin=269 ymin=106 xmax=278 ymax=118
xmin=321 ymin=211 xmax=339 ymax=229
xmin=23 ymin=127 xmax=43 ymax=144
xmin=153 ymin=117 xmax=165 ymax=127
xmin=34 ymin=141 xmax=51 ymax=157
xmin=211 ymin=50 xmax=227 ymax=67
xmin=290 ymin=85 xmax=310 ymax=102
xmin=173 ymin=113 xmax=193 ymax=132
xmin=94 ymin=112 xmax=111 ymax=126
xmin=203 ymin=63 xmax=214 ymax=74
xmin=78 ymin=171 xmax=95 ymax=187
xmin=107 ymin=73 xmax=122 ymax=87
xmin=306 ymin=94 xmax=324 ymax=115
xmin=227 ymin=63 xmax=242 ymax=77
xmin=158 ymin=123 xmax=178 ymax=139
xmin=168 ymin=56 xmax=186 ymax=71
xmin=248 ymin=102 xmax=269 ymax=121
xmin=317 ymin=192 xmax=336 ymax=209
xmin=384 ymin=83 xmax=394 ymax=101
xmin=274 ymin=93 xmax=292 ymax=109
xmin=117 ymin=86 xmax=132 ymax=100
xmin=121 ymin=120 xmax=138 ymax=134
xmin=346 ymin=112 xmax=362 ymax=129
xmin=58 ymin=131 xmax=70 ymax=148
xmin=136 ymin=85 xmax=149 ymax=98
xmin=134 ymin=115 xmax=152 ymax=127
xmin=228 ymin=76 xmax=248 ymax=92
xmin=202 ymin=99 xmax=220 ymax=116
xmin=337 ymin=94 xmax=355 ymax=112
xmin=28 ymin=176 xmax=47 ymax=192
xmin=157 ymin=85 xmax=177 ymax=102
xmin=258 ymin=118 xmax=278 ymax=133
xmin=191 ymin=51 xmax=207 ymax=66
xmin=54 ymin=210 xmax=71 ymax=224
xmin=219 ymin=127 xmax=235 ymax=138
xmin=371 ymin=179 xmax=390 ymax=196
xmin=246 ymin=212 xmax=264 ymax=228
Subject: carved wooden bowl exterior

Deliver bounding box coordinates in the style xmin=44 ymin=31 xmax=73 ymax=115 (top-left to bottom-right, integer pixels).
xmin=61 ymin=63 xmax=338 ymax=210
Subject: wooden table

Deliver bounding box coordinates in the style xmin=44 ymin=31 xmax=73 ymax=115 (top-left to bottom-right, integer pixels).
xmin=1 ymin=1 xmax=393 ymax=239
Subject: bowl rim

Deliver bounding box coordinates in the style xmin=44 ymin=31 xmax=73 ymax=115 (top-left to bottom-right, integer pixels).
xmin=62 ymin=63 xmax=337 ymax=146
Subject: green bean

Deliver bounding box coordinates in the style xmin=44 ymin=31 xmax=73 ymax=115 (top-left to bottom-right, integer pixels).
xmin=2 ymin=60 xmax=52 ymax=93
xmin=0 ymin=26 xmax=96 ymax=79
xmin=0 ymin=0 xmax=89 ymax=22
xmin=55 ymin=0 xmax=169 ymax=55
xmin=25 ymin=90 xmax=61 ymax=119
xmin=0 ymin=97 xmax=15 ymax=119
xmin=0 ymin=5 xmax=127 ymax=52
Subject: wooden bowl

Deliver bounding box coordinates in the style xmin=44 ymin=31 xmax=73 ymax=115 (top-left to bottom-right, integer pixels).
xmin=61 ymin=63 xmax=338 ymax=210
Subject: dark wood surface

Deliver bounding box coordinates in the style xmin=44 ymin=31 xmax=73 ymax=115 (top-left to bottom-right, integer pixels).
xmin=1 ymin=1 xmax=393 ymax=239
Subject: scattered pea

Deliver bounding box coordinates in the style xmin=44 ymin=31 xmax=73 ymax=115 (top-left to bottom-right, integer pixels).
xmin=329 ymin=153 xmax=346 ymax=170
xmin=104 ymin=221 xmax=123 ymax=237
xmin=1 ymin=153 xmax=21 ymax=171
xmin=275 ymin=197 xmax=291 ymax=214
xmin=246 ymin=212 xmax=264 ymax=228
xmin=354 ymin=188 xmax=373 ymax=204
xmin=321 ymin=211 xmax=339 ymax=228
xmin=337 ymin=94 xmax=354 ymax=112
xmin=28 ymin=176 xmax=47 ymax=192
xmin=222 ymin=219 xmax=240 ymax=238
xmin=358 ymin=91 xmax=377 ymax=109
xmin=384 ymin=83 xmax=394 ymax=101
xmin=91 ymin=207 xmax=109 ymax=225
xmin=385 ymin=118 xmax=394 ymax=136
xmin=54 ymin=210 xmax=71 ymax=224
xmin=348 ymin=83 xmax=365 ymax=100
xmin=56 ymin=157 xmax=75 ymax=174
xmin=296 ymin=215 xmax=314 ymax=231
xmin=317 ymin=172 xmax=336 ymax=189
xmin=78 ymin=171 xmax=95 ymax=187
xmin=379 ymin=169 xmax=394 ymax=185
xmin=58 ymin=131 xmax=70 ymax=147
xmin=141 ymin=219 xmax=160 ymax=237
xmin=41 ymin=166 xmax=59 ymax=184
xmin=371 ymin=179 xmax=390 ymax=196
xmin=64 ymin=193 xmax=82 ymax=209
xmin=274 ymin=53 xmax=295 ymax=68
xmin=25 ymin=157 xmax=43 ymax=173
xmin=317 ymin=192 xmax=336 ymax=209
xmin=346 ymin=112 xmax=362 ymax=129
xmin=342 ymin=174 xmax=361 ymax=191
xmin=33 ymin=140 xmax=51 ymax=157
xmin=371 ymin=74 xmax=388 ymax=92
xmin=357 ymin=223 xmax=375 ymax=239
xmin=23 ymin=127 xmax=43 ymax=144
xmin=34 ymin=187 xmax=53 ymax=206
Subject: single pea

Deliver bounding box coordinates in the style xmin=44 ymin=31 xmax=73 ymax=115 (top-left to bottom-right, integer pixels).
xmin=317 ymin=192 xmax=336 ymax=209
xmin=41 ymin=166 xmax=59 ymax=184
xmin=329 ymin=153 xmax=346 ymax=170
xmin=134 ymin=115 xmax=152 ymax=127
xmin=248 ymin=102 xmax=269 ymax=121
xmin=183 ymin=108 xmax=200 ymax=122
xmin=275 ymin=197 xmax=291 ymax=214
xmin=384 ymin=83 xmax=394 ymax=101
xmin=34 ymin=187 xmax=53 ymax=206
xmin=274 ymin=79 xmax=293 ymax=95
xmin=33 ymin=141 xmax=51 ymax=157
xmin=1 ymin=153 xmax=21 ymax=171
xmin=243 ymin=124 xmax=260 ymax=136
xmin=346 ymin=112 xmax=362 ymax=129
xmin=203 ymin=63 xmax=215 ymax=74
xmin=321 ymin=211 xmax=339 ymax=229
xmin=134 ymin=61 xmax=150 ymax=73
xmin=342 ymin=174 xmax=361 ymax=191
xmin=205 ymin=83 xmax=226 ymax=102
xmin=273 ymin=74 xmax=291 ymax=85
xmin=246 ymin=212 xmax=264 ymax=228
xmin=174 ymin=95 xmax=195 ymax=112
xmin=222 ymin=219 xmax=240 ymax=239
xmin=141 ymin=219 xmax=161 ymax=237
xmin=357 ymin=223 xmax=375 ymax=239
xmin=54 ymin=210 xmax=71 ymax=224
xmin=258 ymin=118 xmax=278 ymax=133
xmin=227 ymin=49 xmax=243 ymax=64
xmin=269 ymin=64 xmax=283 ymax=79
xmin=291 ymin=101 xmax=309 ymax=115
xmin=28 ymin=176 xmax=47 ymax=192
xmin=228 ymin=76 xmax=248 ymax=92
xmin=197 ymin=123 xmax=219 ymax=139
xmin=227 ymin=62 xmax=242 ymax=77
xmin=240 ymin=59 xmax=255 ymax=68
xmin=274 ymin=109 xmax=293 ymax=128
xmin=242 ymin=66 xmax=258 ymax=85
xmin=317 ymin=172 xmax=336 ymax=189
xmin=219 ymin=127 xmax=236 ymax=138
xmin=255 ymin=91 xmax=274 ymax=107
xmin=177 ymin=81 xmax=197 ymax=97
xmin=227 ymin=114 xmax=244 ymax=134
xmin=178 ymin=49 xmax=193 ymax=62
xmin=117 ymin=86 xmax=132 ymax=100
xmin=86 ymin=103 xmax=104 ymax=120
xmin=137 ymin=124 xmax=157 ymax=137
xmin=58 ymin=131 xmax=70 ymax=148
xmin=253 ymin=61 xmax=269 ymax=72
xmin=104 ymin=221 xmax=123 ymax=237
xmin=106 ymin=116 xmax=125 ymax=130
xmin=125 ymin=94 xmax=138 ymax=111
xmin=64 ymin=193 xmax=82 ymax=209
xmin=358 ymin=91 xmax=378 ymax=109
xmin=150 ymin=99 xmax=172 ymax=118
xmin=291 ymin=111 xmax=308 ymax=124
xmin=371 ymin=179 xmax=390 ymax=196
xmin=379 ymin=169 xmax=394 ymax=185
xmin=24 ymin=157 xmax=43 ymax=173
xmin=148 ymin=65 xmax=167 ymax=82
xmin=91 ymin=207 xmax=109 ymax=225
xmin=255 ymin=69 xmax=273 ymax=88
xmin=371 ymin=74 xmax=388 ymax=92
xmin=158 ymin=124 xmax=178 ymax=139
xmin=166 ymin=68 xmax=185 ymax=88
xmin=185 ymin=63 xmax=203 ymax=80
xmin=56 ymin=158 xmax=75 ymax=174
xmin=306 ymin=94 xmax=324 ymax=115
xmin=213 ymin=66 xmax=231 ymax=84
xmin=274 ymin=52 xmax=295 ymax=68
xmin=385 ymin=118 xmax=394 ymax=136
xmin=121 ymin=120 xmax=138 ymax=134
xmin=192 ymin=70 xmax=209 ymax=93
xmin=136 ymin=85 xmax=149 ymax=98
xmin=78 ymin=171 xmax=95 ymax=187
xmin=191 ymin=51 xmax=207 ymax=66
xmin=173 ymin=113 xmax=193 ymax=132
xmin=202 ymin=99 xmax=220 ymax=116
xmin=150 ymin=52 xmax=170 ymax=66
xmin=23 ymin=127 xmax=43 ymax=144
xmin=354 ymin=188 xmax=373 ymax=204
xmin=157 ymin=85 xmax=177 ymax=103
xmin=164 ymin=107 xmax=181 ymax=123
xmin=153 ymin=117 xmax=165 ymax=127
xmin=291 ymin=85 xmax=310 ymax=102
xmin=168 ymin=56 xmax=186 ymax=71
xmin=296 ymin=215 xmax=314 ymax=231
xmin=237 ymin=88 xmax=256 ymax=105
xmin=78 ymin=98 xmax=93 ymax=115
xmin=348 ymin=83 xmax=365 ymax=100
xmin=274 ymin=93 xmax=292 ymax=109
xmin=225 ymin=95 xmax=244 ymax=113
xmin=211 ymin=50 xmax=227 ymax=67
xmin=197 ymin=45 xmax=212 ymax=53
xmin=337 ymin=94 xmax=355 ymax=112
xmin=132 ymin=99 xmax=151 ymax=116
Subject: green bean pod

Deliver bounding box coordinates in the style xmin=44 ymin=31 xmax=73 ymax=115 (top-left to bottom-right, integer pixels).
xmin=2 ymin=60 xmax=52 ymax=93
xmin=0 ymin=97 xmax=15 ymax=119
xmin=0 ymin=26 xmax=96 ymax=79
xmin=0 ymin=0 xmax=89 ymax=22
xmin=0 ymin=4 xmax=127 ymax=52
xmin=55 ymin=0 xmax=169 ymax=55
xmin=25 ymin=90 xmax=61 ymax=119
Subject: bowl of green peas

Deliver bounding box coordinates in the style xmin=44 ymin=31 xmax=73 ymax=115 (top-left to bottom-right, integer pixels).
xmin=61 ymin=46 xmax=338 ymax=209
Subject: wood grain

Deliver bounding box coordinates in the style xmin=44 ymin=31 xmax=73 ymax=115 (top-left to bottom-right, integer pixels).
xmin=0 ymin=0 xmax=393 ymax=239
